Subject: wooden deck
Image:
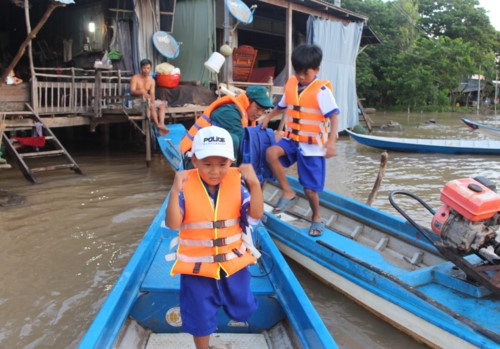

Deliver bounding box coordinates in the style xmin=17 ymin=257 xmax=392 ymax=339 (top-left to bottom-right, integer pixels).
xmin=1 ymin=67 xmax=282 ymax=181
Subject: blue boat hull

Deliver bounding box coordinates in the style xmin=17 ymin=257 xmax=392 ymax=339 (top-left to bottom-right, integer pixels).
xmin=80 ymin=132 xmax=337 ymax=348
xmin=346 ymin=129 xmax=500 ymax=154
xmin=462 ymin=118 xmax=500 ymax=140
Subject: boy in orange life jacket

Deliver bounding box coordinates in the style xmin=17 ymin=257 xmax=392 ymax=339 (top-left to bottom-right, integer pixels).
xmin=261 ymin=44 xmax=339 ymax=237
xmin=166 ymin=126 xmax=264 ymax=349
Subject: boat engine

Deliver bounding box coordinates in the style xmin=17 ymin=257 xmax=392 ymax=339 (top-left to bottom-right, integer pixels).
xmin=431 ymin=177 xmax=500 ymax=263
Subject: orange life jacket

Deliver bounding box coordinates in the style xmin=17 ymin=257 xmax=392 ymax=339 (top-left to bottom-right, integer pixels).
xmin=169 ymin=168 xmax=257 ymax=279
xmin=283 ymin=76 xmax=333 ymax=145
xmin=179 ymin=93 xmax=251 ymax=154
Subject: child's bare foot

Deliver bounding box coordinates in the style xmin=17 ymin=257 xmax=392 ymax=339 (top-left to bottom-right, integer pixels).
xmin=158 ymin=125 xmax=170 ymax=136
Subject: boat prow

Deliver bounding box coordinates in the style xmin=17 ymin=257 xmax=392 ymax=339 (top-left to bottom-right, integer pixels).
xmin=346 ymin=129 xmax=500 ymax=154
xmin=461 ymin=118 xmax=500 ymax=140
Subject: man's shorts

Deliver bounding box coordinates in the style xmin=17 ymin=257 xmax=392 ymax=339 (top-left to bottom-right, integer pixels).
xmin=180 ymin=267 xmax=258 ymax=337
xmin=155 ymin=100 xmax=166 ymax=107
xmin=276 ymin=138 xmax=326 ymax=192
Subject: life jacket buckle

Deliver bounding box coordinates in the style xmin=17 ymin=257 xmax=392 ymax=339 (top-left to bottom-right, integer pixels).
xmin=213 ymin=237 xmax=226 ymax=246
xmin=292 ymin=105 xmax=300 ymax=111
xmin=232 ymin=248 xmax=243 ymax=257
xmin=214 ymin=253 xmax=226 ymax=262
xmin=213 ymin=220 xmax=225 ymax=229
xmin=193 ymin=262 xmax=201 ymax=274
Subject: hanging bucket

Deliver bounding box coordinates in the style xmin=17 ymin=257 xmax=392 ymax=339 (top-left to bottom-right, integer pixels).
xmin=204 ymin=52 xmax=225 ymax=73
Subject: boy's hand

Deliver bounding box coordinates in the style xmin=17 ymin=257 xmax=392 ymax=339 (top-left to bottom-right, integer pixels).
xmin=238 ymin=164 xmax=260 ymax=188
xmin=239 ymin=164 xmax=264 ymax=219
xmin=172 ymin=170 xmax=189 ymax=192
xmin=324 ymin=138 xmax=337 ymax=158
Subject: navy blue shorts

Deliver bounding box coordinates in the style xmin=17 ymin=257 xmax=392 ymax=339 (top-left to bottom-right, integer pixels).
xmin=180 ymin=267 xmax=258 ymax=337
xmin=276 ymin=138 xmax=325 ymax=192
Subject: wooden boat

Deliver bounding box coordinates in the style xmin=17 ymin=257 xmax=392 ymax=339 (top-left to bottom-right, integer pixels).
xmin=262 ymin=178 xmax=500 ymax=349
xmin=462 ymin=118 xmax=500 ymax=140
xmin=79 ymin=151 xmax=337 ymax=349
xmin=346 ymin=129 xmax=500 ymax=154
xmin=157 ymin=123 xmax=500 ymax=348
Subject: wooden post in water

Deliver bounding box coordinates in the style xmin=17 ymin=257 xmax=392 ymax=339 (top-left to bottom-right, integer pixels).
xmin=366 ymin=151 xmax=388 ymax=206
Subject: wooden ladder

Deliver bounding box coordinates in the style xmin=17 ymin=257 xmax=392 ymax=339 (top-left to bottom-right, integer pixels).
xmin=1 ymin=107 xmax=83 ymax=183
xmin=357 ymin=97 xmax=373 ymax=132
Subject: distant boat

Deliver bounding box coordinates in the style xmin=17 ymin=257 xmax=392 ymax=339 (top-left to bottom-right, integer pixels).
xmin=461 ymin=118 xmax=500 ymax=140
xmin=346 ymin=129 xmax=500 ymax=154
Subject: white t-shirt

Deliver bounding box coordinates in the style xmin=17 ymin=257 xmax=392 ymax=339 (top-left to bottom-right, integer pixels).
xmin=276 ymin=81 xmax=339 ymax=156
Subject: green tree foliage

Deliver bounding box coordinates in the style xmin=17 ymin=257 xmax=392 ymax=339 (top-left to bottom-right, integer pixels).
xmin=342 ymin=0 xmax=500 ymax=109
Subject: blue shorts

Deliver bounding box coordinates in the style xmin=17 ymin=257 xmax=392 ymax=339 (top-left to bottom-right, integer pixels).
xmin=180 ymin=268 xmax=258 ymax=337
xmin=276 ymin=138 xmax=325 ymax=192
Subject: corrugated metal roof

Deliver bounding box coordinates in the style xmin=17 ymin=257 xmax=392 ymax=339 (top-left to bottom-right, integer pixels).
xmin=463 ymin=79 xmax=486 ymax=93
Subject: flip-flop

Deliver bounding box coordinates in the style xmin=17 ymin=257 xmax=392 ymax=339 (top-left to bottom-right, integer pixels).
xmin=309 ymin=221 xmax=324 ymax=237
xmin=271 ymin=196 xmax=298 ymax=214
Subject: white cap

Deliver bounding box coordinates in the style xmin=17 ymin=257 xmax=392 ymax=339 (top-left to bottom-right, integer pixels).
xmin=192 ymin=126 xmax=235 ymax=161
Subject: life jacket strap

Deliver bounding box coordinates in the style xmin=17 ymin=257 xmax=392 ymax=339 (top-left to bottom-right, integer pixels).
xmin=286 ymin=105 xmax=322 ymax=114
xmin=178 ymin=233 xmax=242 ymax=247
xmin=180 ymin=218 xmax=240 ymax=230
xmin=174 ymin=243 xmax=247 ymax=263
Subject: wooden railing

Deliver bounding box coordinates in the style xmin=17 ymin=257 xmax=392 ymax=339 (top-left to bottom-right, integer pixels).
xmin=32 ymin=67 xmax=136 ymax=117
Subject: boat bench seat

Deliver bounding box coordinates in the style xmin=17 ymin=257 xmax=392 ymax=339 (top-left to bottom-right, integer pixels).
xmin=141 ymin=236 xmax=275 ymax=296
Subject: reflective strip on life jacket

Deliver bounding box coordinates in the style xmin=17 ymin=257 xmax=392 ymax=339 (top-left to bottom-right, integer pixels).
xmin=180 ymin=218 xmax=240 ymax=230
xmin=286 ymin=105 xmax=324 ymax=115
xmin=178 ymin=232 xmax=242 ymax=247
xmin=174 ymin=243 xmax=246 ymax=263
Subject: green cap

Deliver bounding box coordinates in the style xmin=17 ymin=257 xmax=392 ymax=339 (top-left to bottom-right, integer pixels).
xmin=245 ymin=86 xmax=274 ymax=109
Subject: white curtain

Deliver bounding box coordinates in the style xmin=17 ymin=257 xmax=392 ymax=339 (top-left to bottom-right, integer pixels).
xmin=307 ymin=17 xmax=363 ymax=132
xmin=134 ymin=0 xmax=158 ymax=72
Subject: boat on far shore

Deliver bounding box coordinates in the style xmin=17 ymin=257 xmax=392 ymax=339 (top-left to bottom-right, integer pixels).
xmin=462 ymin=118 xmax=500 ymax=140
xmin=346 ymin=129 xmax=500 ymax=154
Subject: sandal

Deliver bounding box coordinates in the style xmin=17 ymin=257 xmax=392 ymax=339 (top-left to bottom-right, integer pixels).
xmin=271 ymin=196 xmax=298 ymax=214
xmin=309 ymin=221 xmax=324 ymax=237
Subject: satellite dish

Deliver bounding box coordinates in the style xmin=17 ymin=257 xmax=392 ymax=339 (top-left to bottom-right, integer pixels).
xmin=225 ymin=0 xmax=255 ymax=25
xmin=152 ymin=31 xmax=180 ymax=59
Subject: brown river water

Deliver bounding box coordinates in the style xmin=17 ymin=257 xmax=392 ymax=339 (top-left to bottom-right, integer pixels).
xmin=1 ymin=110 xmax=499 ymax=348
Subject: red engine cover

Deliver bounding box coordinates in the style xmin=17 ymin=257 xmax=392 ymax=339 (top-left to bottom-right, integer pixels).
xmin=440 ymin=178 xmax=500 ymax=222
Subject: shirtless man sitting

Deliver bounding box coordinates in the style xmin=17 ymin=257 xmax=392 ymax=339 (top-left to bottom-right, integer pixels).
xmin=130 ymin=58 xmax=169 ymax=136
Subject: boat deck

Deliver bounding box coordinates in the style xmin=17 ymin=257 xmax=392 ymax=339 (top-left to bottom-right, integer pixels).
xmin=111 ymin=227 xmax=299 ymax=349
xmin=147 ymin=332 xmax=268 ymax=349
